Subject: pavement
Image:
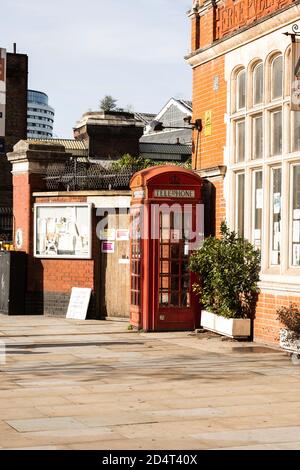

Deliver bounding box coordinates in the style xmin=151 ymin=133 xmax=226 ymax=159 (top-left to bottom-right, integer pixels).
xmin=0 ymin=314 xmax=300 ymax=450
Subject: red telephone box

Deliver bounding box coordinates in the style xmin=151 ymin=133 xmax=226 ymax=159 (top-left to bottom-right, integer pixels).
xmin=130 ymin=166 xmax=203 ymax=332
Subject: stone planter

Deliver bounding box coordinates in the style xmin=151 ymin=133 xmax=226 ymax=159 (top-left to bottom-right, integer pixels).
xmin=279 ymin=329 xmax=300 ymax=365
xmin=200 ymin=310 xmax=251 ymax=339
xmin=279 ymin=329 xmax=300 ymax=353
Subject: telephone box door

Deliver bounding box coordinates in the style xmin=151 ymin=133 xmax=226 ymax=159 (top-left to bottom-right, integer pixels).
xmin=154 ymin=207 xmax=197 ymax=331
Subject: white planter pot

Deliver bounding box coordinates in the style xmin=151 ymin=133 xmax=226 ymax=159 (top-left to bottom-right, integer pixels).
xmin=279 ymin=329 xmax=300 ymax=353
xmin=200 ymin=310 xmax=251 ymax=339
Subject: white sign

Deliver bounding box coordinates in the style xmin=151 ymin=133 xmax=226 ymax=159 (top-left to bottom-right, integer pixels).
xmin=293 ymin=221 xmax=300 ymax=243
xmin=133 ymin=190 xmax=145 ymax=199
xmin=66 ymin=287 xmax=92 ymax=320
xmin=153 ymin=189 xmax=195 ymax=198
xmin=100 ymin=229 xmax=116 ymax=240
xmin=116 ymin=229 xmax=129 ymax=241
xmin=256 ymin=189 xmax=263 ymax=209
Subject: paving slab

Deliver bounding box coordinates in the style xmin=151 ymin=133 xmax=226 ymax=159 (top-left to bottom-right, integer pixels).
xmin=0 ymin=314 xmax=300 ymax=449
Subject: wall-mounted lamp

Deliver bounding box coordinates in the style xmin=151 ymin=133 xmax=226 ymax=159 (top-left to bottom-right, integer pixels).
xmin=150 ymin=117 xmax=202 ymax=132
xmin=149 ymin=117 xmax=203 ymax=171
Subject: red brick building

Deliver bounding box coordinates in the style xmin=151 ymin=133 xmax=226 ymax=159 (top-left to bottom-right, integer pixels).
xmin=186 ymin=0 xmax=300 ymax=344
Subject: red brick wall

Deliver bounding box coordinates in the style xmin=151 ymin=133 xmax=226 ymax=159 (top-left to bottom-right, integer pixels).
xmin=192 ymin=58 xmax=226 ymax=170
xmin=192 ymin=56 xmax=227 ymax=234
xmin=13 ymin=179 xmax=98 ymax=315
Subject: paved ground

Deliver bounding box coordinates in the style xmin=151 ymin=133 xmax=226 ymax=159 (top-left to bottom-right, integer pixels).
xmin=0 ymin=314 xmax=300 ymax=450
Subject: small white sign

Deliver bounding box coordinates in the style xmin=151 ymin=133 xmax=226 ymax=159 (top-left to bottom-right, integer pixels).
xmin=133 ymin=190 xmax=145 ymax=199
xmin=294 ymin=209 xmax=300 ymax=220
xmin=118 ymin=258 xmax=130 ymax=265
xmin=256 ymin=189 xmax=263 ymax=209
xmin=254 ymin=229 xmax=261 ymax=241
xmin=66 ymin=287 xmax=92 ymax=320
xmin=100 ymin=229 xmax=116 ymax=241
xmin=293 ymin=221 xmax=300 ymax=243
xmin=273 ymin=193 xmax=281 ymax=214
xmin=116 ymin=229 xmax=129 ymax=241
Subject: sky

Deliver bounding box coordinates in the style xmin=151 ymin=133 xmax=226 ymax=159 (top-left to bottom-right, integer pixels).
xmin=1 ymin=0 xmax=192 ymax=138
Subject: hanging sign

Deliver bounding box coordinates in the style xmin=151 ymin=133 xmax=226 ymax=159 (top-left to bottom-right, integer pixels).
xmin=291 ymin=38 xmax=300 ymax=111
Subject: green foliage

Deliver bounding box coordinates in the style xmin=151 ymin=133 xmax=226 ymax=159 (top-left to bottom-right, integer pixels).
xmin=112 ymin=154 xmax=192 ymax=172
xmin=277 ymin=303 xmax=300 ymax=334
xmin=99 ymin=95 xmax=118 ymax=112
xmin=111 ymin=154 xmax=153 ymax=172
xmin=189 ymin=222 xmax=261 ymax=319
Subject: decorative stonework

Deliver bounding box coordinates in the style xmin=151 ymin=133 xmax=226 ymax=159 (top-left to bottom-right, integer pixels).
xmin=216 ymin=0 xmax=294 ymax=39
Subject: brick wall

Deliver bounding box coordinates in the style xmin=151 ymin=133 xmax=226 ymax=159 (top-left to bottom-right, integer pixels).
xmin=192 ymin=55 xmax=227 ymax=234
xmin=24 ymin=195 xmax=99 ymax=317
xmin=0 ymin=53 xmax=28 ymax=208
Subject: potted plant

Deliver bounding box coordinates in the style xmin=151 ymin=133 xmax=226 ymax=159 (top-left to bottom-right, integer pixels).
xmin=189 ymin=222 xmax=260 ymax=338
xmin=277 ymin=304 xmax=300 ymax=364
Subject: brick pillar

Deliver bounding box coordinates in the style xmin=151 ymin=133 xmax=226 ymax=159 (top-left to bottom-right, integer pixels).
xmin=200 ymin=1 xmax=216 ymax=49
xmin=190 ymin=7 xmax=200 ymax=52
xmin=7 ymin=140 xmax=68 ymax=253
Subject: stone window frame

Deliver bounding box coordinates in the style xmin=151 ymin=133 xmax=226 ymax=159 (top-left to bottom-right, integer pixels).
xmin=229 ymin=46 xmax=300 ymax=276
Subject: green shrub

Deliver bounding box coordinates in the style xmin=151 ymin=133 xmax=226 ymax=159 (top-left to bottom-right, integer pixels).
xmin=277 ymin=303 xmax=300 ymax=334
xmin=189 ymin=222 xmax=261 ymax=319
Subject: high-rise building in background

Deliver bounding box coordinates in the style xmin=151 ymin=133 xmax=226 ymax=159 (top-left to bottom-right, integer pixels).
xmin=27 ymin=89 xmax=54 ymax=138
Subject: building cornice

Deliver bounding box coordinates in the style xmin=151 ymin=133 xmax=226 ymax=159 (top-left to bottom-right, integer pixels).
xmin=186 ymin=2 xmax=300 ymax=68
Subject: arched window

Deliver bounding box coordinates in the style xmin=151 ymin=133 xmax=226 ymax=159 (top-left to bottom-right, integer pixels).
xmin=253 ymin=63 xmax=263 ymax=105
xmin=236 ymin=69 xmax=246 ymax=110
xmin=271 ymin=55 xmax=283 ymax=100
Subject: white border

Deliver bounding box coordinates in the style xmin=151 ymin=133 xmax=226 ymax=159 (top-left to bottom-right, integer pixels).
xmin=33 ymin=202 xmax=93 ymax=259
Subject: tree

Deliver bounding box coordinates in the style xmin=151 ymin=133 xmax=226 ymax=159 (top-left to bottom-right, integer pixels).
xmin=189 ymin=222 xmax=261 ymax=319
xmin=111 ymin=154 xmax=153 ymax=172
xmin=99 ymin=95 xmax=118 ymax=112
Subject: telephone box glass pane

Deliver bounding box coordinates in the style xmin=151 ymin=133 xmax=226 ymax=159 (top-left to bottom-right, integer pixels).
xmin=159 ymin=210 xmax=191 ymax=308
